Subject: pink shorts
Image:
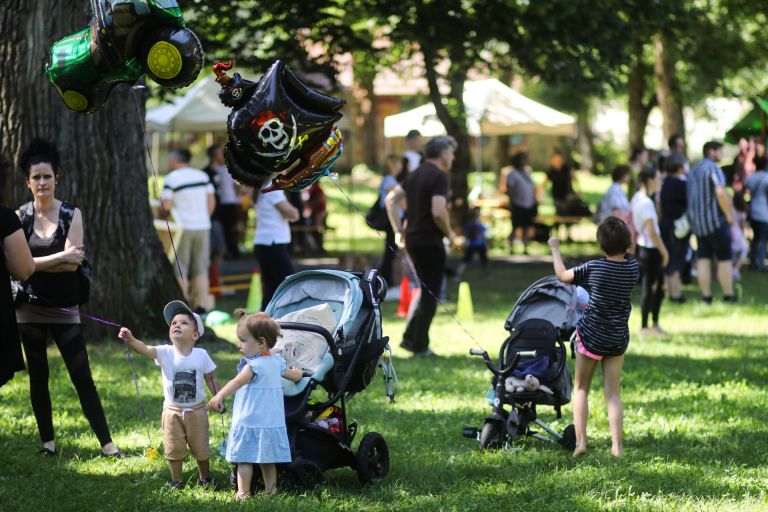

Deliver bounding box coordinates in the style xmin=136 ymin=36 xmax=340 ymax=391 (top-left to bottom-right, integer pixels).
xmin=575 ymin=331 xmax=603 ymax=361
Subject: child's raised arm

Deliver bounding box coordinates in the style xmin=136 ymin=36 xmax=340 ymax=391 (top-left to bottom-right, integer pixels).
xmin=548 ymin=237 xmax=575 ymax=283
xmin=207 ymin=365 xmax=253 ymax=412
xmin=118 ymin=327 xmax=157 ymax=359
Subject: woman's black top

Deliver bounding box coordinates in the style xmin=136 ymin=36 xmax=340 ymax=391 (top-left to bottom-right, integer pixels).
xmin=660 ymin=176 xmax=687 ymax=230
xmin=21 ymin=202 xmax=80 ymax=307
xmin=0 ymin=206 xmax=25 ymax=386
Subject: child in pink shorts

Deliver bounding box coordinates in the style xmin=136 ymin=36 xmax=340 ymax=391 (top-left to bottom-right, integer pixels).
xmin=548 ymin=217 xmax=639 ymax=457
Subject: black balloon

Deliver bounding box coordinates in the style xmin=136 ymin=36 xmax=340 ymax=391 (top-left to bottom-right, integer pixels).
xmin=214 ymin=60 xmax=345 ymax=191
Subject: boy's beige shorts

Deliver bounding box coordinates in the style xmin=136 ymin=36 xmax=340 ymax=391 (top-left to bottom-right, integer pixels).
xmin=162 ymin=402 xmax=210 ymax=461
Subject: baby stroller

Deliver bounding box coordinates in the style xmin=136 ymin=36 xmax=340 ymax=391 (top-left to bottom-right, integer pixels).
xmin=463 ymin=276 xmax=586 ymax=450
xmin=232 ymin=268 xmax=397 ymax=490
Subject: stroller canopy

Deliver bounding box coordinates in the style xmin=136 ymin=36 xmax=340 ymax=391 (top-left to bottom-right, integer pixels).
xmin=504 ymin=276 xmax=587 ymax=333
xmin=266 ymin=269 xmax=364 ymax=339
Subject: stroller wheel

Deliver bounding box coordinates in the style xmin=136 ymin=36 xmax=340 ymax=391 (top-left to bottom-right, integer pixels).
xmin=284 ymin=458 xmax=324 ymax=490
xmin=356 ymin=432 xmax=389 ymax=484
xmin=479 ymin=421 xmax=504 ymax=450
xmin=559 ymin=424 xmax=576 ymax=450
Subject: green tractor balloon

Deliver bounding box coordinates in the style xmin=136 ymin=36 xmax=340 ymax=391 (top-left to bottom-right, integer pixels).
xmin=46 ymin=0 xmax=204 ymax=113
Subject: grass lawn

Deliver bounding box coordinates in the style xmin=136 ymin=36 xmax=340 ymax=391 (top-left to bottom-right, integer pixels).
xmin=1 ymin=255 xmax=767 ymax=511
xmin=2 ymin=171 xmax=766 ymax=511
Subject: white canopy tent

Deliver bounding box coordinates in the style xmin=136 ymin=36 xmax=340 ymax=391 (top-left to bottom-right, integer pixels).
xmin=383 ymin=79 xmax=575 ymax=138
xmin=145 ymin=76 xmax=230 ymax=132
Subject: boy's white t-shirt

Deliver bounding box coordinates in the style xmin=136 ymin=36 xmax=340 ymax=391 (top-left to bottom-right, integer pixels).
xmin=155 ymin=345 xmax=216 ymax=407
xmin=631 ymin=190 xmax=659 ymax=249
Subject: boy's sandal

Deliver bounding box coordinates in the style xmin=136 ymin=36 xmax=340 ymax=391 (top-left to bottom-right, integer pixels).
xmin=235 ymin=491 xmax=251 ymax=501
xmin=38 ymin=448 xmax=57 ymax=456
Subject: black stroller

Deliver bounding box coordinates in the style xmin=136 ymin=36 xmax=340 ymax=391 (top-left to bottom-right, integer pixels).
xmin=464 ymin=276 xmax=586 ymax=450
xmin=233 ymin=268 xmax=397 ymax=490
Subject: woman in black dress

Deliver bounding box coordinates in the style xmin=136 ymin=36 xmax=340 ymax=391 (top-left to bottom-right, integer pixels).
xmin=15 ymin=139 xmax=123 ymax=457
xmin=0 ymin=155 xmax=35 ymax=386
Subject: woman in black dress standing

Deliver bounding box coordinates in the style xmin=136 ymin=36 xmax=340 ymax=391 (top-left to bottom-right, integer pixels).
xmin=15 ymin=139 xmax=123 ymax=457
xmin=0 ymin=155 xmax=35 ymax=386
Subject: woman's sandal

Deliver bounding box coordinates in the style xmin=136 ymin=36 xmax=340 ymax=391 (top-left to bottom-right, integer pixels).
xmin=235 ymin=491 xmax=251 ymax=501
xmin=38 ymin=447 xmax=57 ymax=456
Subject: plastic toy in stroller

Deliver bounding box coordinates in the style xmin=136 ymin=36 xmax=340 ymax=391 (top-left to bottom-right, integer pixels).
xmin=232 ymin=268 xmax=397 ymax=490
xmin=463 ymin=276 xmax=587 ymax=450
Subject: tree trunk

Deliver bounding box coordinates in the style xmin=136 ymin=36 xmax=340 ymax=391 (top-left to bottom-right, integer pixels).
xmin=353 ymin=68 xmax=379 ymax=169
xmin=654 ymin=33 xmax=685 ymax=143
xmin=575 ymin=104 xmax=595 ymax=173
xmin=1 ymin=0 xmax=181 ymax=338
xmin=627 ymin=46 xmax=655 ymax=152
xmin=423 ymin=46 xmax=470 ymax=228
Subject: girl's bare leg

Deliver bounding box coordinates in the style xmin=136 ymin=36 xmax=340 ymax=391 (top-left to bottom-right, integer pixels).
xmin=261 ymin=463 xmax=277 ymax=494
xmin=236 ymin=463 xmax=253 ymax=499
xmin=572 ymin=351 xmax=598 ymax=457
xmin=602 ymin=354 xmax=625 ymax=456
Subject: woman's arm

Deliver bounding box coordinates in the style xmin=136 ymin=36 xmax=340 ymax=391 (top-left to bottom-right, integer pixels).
xmin=4 ymin=229 xmax=35 ymax=280
xmin=644 ymin=219 xmax=669 ymax=268
xmin=548 ymin=237 xmax=575 ymax=283
xmin=207 ymin=365 xmax=253 ymax=412
xmin=29 ymin=207 xmax=84 ymax=273
xmin=276 ymin=200 xmax=300 ymax=222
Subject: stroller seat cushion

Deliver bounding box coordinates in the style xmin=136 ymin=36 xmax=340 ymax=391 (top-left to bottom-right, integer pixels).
xmin=274 ymin=303 xmax=336 ymax=370
xmin=281 ymin=352 xmax=334 ymax=397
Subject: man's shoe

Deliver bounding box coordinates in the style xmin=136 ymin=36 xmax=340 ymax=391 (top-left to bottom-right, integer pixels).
xmin=166 ymin=480 xmax=184 ymax=490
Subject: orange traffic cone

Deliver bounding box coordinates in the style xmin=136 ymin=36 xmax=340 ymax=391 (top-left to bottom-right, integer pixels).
xmin=396 ymin=277 xmax=412 ymax=318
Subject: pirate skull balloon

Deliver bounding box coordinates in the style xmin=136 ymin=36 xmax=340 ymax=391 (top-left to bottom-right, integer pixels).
xmin=214 ymin=60 xmax=345 ymax=191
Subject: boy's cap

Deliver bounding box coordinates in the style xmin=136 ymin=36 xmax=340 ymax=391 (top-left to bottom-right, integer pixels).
xmin=163 ymin=300 xmax=204 ymax=336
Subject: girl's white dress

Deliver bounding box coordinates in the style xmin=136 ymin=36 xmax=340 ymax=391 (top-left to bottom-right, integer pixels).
xmin=226 ymin=354 xmax=291 ymax=463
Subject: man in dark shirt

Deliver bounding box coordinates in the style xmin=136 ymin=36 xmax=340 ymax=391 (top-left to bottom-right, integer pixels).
xmin=385 ymin=136 xmax=457 ymax=356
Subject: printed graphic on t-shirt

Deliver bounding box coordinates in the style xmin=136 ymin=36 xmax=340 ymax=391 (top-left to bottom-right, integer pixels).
xmin=173 ymin=370 xmax=197 ymax=403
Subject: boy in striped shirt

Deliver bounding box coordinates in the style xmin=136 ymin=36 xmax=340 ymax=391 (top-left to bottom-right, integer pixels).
xmin=549 ymin=217 xmax=639 ymax=457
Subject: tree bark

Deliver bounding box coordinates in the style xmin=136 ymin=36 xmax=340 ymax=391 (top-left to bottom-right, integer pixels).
xmin=1 ymin=0 xmax=181 ymax=338
xmin=627 ymin=46 xmax=656 ymax=152
xmin=654 ymin=33 xmax=685 ymax=143
xmin=352 ymin=66 xmax=379 ymax=169
xmin=423 ymin=45 xmax=470 ymax=228
xmin=575 ymin=104 xmax=595 ymax=173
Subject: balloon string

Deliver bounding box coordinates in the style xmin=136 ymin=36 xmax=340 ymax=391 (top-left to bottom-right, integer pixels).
xmin=327 ymin=176 xmax=486 ymax=353
xmin=130 ymin=86 xmax=186 ymax=286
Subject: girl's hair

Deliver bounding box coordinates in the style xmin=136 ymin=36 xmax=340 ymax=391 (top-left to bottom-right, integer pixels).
xmin=638 ymin=167 xmax=658 ymax=188
xmin=19 ymin=138 xmax=60 ymax=176
xmin=233 ymin=309 xmax=281 ymax=348
xmin=596 ymin=216 xmax=631 ymax=256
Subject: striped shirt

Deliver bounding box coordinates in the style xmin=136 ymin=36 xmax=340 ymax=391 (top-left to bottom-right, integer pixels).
xmin=687 ymin=158 xmax=726 ymax=236
xmin=572 ymin=258 xmax=639 ymax=356
xmin=161 ymin=167 xmax=215 ymax=230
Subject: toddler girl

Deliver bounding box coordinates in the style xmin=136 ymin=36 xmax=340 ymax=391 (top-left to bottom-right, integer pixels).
xmin=207 ymin=310 xmax=302 ymax=499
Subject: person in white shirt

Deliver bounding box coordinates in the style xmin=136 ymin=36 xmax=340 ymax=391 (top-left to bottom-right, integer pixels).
xmin=161 ymin=149 xmax=216 ymax=311
xmin=253 ymin=180 xmax=300 ymax=310
xmin=631 ymin=168 xmax=669 ymax=336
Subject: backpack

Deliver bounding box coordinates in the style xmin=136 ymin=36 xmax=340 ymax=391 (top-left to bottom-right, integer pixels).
xmin=16 ymin=201 xmax=90 ymax=306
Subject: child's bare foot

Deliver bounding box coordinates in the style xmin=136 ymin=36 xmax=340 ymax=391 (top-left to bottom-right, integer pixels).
xmin=235 ymin=491 xmax=251 ymax=501
xmin=572 ymin=444 xmax=587 ymax=457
